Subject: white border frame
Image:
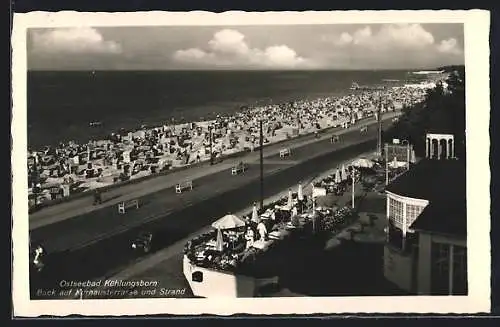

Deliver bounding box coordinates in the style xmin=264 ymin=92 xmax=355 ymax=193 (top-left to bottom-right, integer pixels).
xmin=11 ymin=10 xmax=491 ymax=316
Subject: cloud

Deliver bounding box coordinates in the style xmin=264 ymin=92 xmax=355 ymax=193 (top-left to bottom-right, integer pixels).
xmin=319 ymin=24 xmax=463 ymax=68
xmin=208 ymin=29 xmax=250 ymax=55
xmin=31 ymin=28 xmax=122 ymax=54
xmin=437 ymin=38 xmax=462 ymax=55
xmin=173 ymin=29 xmax=310 ymax=69
xmin=174 ymin=48 xmax=213 ymax=61
xmin=329 ymin=24 xmax=435 ymax=49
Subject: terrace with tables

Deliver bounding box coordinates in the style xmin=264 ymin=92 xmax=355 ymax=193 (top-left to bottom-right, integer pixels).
xmin=183 ymin=167 xmax=363 ymax=281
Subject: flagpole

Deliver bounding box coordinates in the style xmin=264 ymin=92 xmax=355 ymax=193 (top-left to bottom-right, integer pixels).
xmin=385 ymin=144 xmax=389 ymax=186
xmin=407 ymin=143 xmax=410 ymax=171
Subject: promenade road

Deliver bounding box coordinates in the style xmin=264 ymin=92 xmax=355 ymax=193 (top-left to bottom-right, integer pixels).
xmin=30 ymin=128 xmax=390 ymax=298
xmin=29 ymin=112 xmax=399 ymax=230
xmin=31 ymin=118 xmax=394 ymax=252
xmin=29 ymin=118 xmax=396 ymax=295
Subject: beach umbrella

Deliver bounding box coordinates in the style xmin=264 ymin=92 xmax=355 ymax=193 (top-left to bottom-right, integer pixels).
xmin=335 ymin=169 xmax=341 ymax=184
xmin=251 ymin=203 xmax=260 ymax=224
xmin=287 ymin=188 xmax=293 ymax=209
xmin=215 ymin=228 xmax=224 ymax=252
xmin=297 ymin=183 xmax=304 ymax=201
xmin=211 ymin=214 xmax=246 ymax=230
xmin=341 ymin=165 xmax=348 ymax=181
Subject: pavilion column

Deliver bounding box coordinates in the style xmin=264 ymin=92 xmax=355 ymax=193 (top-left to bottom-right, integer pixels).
xmin=451 ymin=140 xmax=455 ymax=158
xmin=437 ymin=138 xmax=442 ymax=160
xmin=429 ymin=138 xmax=434 ymax=158
xmin=448 ymin=244 xmax=455 ymax=295
xmin=402 ymin=202 xmax=407 ymax=252
xmin=386 ymin=196 xmax=391 ymax=242
xmin=446 ymin=138 xmax=451 ymax=159
xmin=426 ymin=138 xmax=429 ymax=158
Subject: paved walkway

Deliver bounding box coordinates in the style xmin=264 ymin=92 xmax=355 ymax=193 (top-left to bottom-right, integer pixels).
xmin=29 ymin=112 xmax=399 ymax=230
xmin=107 ymin=152 xmax=377 ymax=281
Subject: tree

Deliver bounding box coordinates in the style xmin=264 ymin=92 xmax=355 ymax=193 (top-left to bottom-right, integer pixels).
xmin=383 ymin=66 xmax=465 ymax=158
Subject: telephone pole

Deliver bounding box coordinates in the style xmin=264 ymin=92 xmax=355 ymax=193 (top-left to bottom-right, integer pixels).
xmin=351 ymin=170 xmax=355 ymax=209
xmin=259 ymin=119 xmax=264 ymax=209
xmin=377 ymin=93 xmax=383 ymax=157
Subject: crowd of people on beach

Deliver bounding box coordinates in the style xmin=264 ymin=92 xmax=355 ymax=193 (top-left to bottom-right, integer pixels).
xmin=27 ymin=82 xmax=433 ymax=209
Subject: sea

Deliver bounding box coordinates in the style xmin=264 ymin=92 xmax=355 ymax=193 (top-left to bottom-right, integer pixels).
xmin=27 ymin=70 xmax=424 ymax=148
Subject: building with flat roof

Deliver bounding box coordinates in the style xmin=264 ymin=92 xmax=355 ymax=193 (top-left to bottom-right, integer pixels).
xmin=383 ymin=133 xmax=467 ymax=295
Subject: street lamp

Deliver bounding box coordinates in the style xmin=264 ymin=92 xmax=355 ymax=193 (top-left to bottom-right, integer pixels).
xmin=259 ymin=118 xmax=264 ymax=209
xmin=376 ymin=92 xmax=383 ymax=157
xmin=385 ymin=143 xmax=389 ymax=186
xmin=402 ymin=139 xmax=410 ymax=171
xmin=351 ymin=168 xmax=357 ymax=209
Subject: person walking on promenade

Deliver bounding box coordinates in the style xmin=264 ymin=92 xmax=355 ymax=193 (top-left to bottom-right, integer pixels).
xmin=93 ymin=189 xmax=103 ymax=205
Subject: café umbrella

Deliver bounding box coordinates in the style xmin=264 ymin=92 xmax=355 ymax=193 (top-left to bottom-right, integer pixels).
xmin=215 ymin=228 xmax=224 ymax=252
xmin=251 ymin=203 xmax=260 ymax=224
xmin=335 ymin=169 xmax=342 ymax=184
xmin=341 ymin=164 xmax=348 ymax=181
xmin=351 ymin=157 xmax=374 ymax=168
xmin=211 ymin=214 xmax=246 ymax=230
xmin=297 ymin=183 xmax=304 ymax=201
xmin=287 ymin=188 xmax=293 ymax=209
xmin=392 ymin=156 xmax=398 ymax=168
xmin=410 ymin=149 xmax=416 ymax=163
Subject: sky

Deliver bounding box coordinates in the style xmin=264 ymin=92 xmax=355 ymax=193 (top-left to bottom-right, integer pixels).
xmin=27 ymin=23 xmax=464 ymax=71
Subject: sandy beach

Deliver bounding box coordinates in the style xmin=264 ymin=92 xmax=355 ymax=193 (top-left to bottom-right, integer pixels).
xmin=27 ymin=82 xmax=436 ymax=209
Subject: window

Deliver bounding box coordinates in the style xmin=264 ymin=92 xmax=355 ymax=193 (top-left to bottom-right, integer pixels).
xmin=192 ymin=271 xmax=203 ymax=283
xmin=406 ymin=204 xmax=425 ymax=227
xmin=453 ymin=245 xmax=468 ymax=295
xmin=389 ymin=197 xmax=404 ymax=227
xmin=431 ymin=242 xmax=468 ymax=295
xmin=387 ymin=221 xmax=403 ymax=250
xmin=431 ymin=242 xmax=450 ymax=295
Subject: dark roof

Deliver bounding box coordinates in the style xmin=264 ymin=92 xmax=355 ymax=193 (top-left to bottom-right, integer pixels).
xmin=386 ymin=159 xmax=466 ymax=203
xmin=410 ymin=198 xmax=467 ymax=237
xmin=387 ymin=159 xmax=467 ymax=237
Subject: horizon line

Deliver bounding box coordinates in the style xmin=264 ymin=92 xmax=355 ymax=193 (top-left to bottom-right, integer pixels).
xmin=27 ymin=66 xmax=462 ymax=73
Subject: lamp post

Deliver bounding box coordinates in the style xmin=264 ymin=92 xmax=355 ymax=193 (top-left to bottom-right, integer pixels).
xmin=385 ymin=143 xmax=389 ymax=186
xmin=259 ymin=119 xmax=264 ymax=209
xmin=376 ymin=93 xmax=383 ymax=157
xmin=208 ymin=125 xmax=214 ymax=165
xmin=402 ymin=139 xmax=410 ymax=171
xmin=351 ymin=169 xmax=356 ymax=209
